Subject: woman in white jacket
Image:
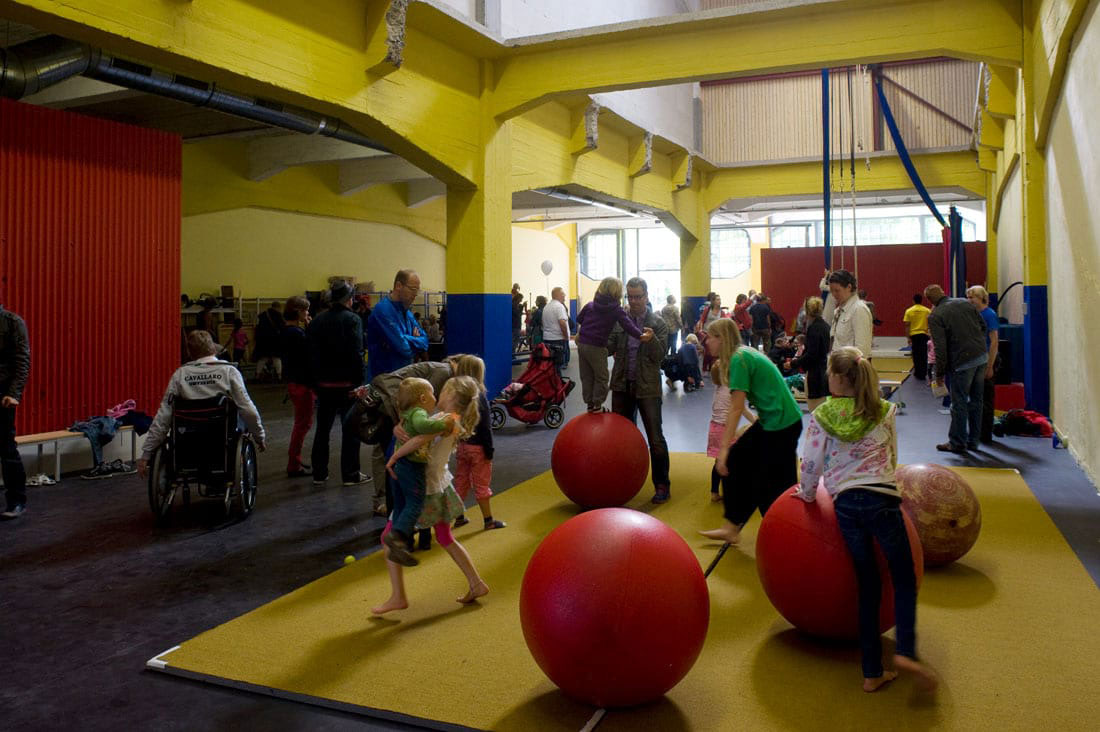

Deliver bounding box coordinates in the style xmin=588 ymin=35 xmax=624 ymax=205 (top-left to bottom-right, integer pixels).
xmin=823 ymin=269 xmax=873 ymax=359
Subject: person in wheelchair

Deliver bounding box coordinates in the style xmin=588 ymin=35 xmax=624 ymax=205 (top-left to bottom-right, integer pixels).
xmin=137 ymin=330 xmax=266 ymax=481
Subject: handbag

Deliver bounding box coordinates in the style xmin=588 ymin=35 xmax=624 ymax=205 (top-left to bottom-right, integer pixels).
xmin=353 ymin=385 xmax=393 ymax=445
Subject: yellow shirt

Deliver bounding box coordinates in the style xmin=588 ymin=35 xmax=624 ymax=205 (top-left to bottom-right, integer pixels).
xmin=903 ymin=304 xmax=931 ymax=336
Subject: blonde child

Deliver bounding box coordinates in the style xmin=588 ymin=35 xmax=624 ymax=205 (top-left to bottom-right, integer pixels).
xmin=795 ymin=347 xmax=936 ymax=693
xmin=448 ymin=356 xmax=505 ymax=531
xmin=373 ymin=376 xmax=489 ymax=614
xmin=381 ymin=378 xmax=455 ymax=567
xmin=575 ymin=276 xmax=654 ymax=412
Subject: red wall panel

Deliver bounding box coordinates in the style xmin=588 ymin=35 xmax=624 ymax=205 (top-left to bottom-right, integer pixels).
xmin=760 ymin=242 xmax=988 ymax=338
xmin=1 ymin=98 xmax=180 ymax=434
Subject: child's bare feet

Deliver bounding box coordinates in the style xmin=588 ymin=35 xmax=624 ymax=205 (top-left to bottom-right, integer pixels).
xmin=894 ymin=654 xmax=938 ymax=692
xmin=456 ymin=580 xmax=489 ymax=604
xmin=710 ymin=492 xmax=722 ymax=503
xmin=698 ymin=523 xmax=741 ymax=544
xmin=863 ymin=671 xmax=898 ymax=692
xmin=371 ymin=596 xmax=409 ymax=615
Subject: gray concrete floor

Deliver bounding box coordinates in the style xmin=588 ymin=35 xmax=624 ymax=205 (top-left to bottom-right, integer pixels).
xmin=2 ymin=355 xmax=1097 ymax=731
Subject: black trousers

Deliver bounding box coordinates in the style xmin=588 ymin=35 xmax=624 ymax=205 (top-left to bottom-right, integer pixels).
xmin=982 ymin=373 xmax=996 ymax=442
xmin=611 ymin=384 xmax=670 ymax=489
xmin=310 ymin=387 xmax=361 ymax=482
xmin=910 ymin=334 xmax=929 ymax=380
xmin=1 ymin=406 xmax=27 ymax=509
xmin=722 ymin=420 xmax=802 ymax=526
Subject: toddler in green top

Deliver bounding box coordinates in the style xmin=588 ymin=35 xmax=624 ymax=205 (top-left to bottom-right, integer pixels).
xmin=382 ymin=377 xmax=455 ymax=567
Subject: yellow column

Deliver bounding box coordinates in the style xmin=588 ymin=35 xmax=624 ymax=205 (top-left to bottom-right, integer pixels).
xmin=985 ymin=172 xmax=999 ymax=301
xmin=680 ymin=210 xmax=711 ymax=326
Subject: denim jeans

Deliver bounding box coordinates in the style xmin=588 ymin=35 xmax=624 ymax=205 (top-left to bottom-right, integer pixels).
xmin=611 ymin=384 xmax=670 ymax=489
xmin=833 ymin=489 xmax=918 ymax=678
xmin=391 ymin=457 xmax=427 ymax=538
xmin=948 ymin=363 xmax=985 ymax=449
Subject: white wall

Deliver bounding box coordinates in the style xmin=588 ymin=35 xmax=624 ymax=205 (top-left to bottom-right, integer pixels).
xmin=512 ymin=226 xmax=569 ymax=304
xmin=1044 ymin=0 xmax=1100 ymax=487
xmin=996 ymin=167 xmax=1024 ymax=324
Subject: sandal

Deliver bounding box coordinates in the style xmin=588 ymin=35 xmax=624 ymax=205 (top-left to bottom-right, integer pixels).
xmin=453 ymin=515 xmax=469 ymax=528
xmin=483 ymin=519 xmax=507 ymax=530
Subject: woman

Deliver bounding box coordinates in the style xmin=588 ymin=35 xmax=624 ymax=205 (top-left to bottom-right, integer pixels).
xmin=696 ymin=293 xmax=725 ymax=372
xmin=826 ymin=269 xmax=873 ymax=359
xmin=282 ymin=296 xmax=314 ymax=478
xmin=787 ymin=296 xmax=831 ymax=412
xmin=698 ymin=318 xmax=803 ymax=545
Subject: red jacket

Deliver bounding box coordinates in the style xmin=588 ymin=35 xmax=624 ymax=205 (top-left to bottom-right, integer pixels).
xmin=733 ymin=301 xmax=753 ymax=331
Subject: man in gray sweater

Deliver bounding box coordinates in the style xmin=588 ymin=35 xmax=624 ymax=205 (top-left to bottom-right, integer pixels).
xmin=925 ymin=284 xmax=988 ymax=454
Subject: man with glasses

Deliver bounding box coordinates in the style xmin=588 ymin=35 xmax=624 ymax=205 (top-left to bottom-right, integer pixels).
xmin=608 ymin=278 xmax=672 ymax=504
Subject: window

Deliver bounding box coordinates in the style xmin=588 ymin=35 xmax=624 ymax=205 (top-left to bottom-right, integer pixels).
xmin=770 ymin=224 xmax=812 ymax=249
xmin=711 ymin=228 xmax=751 ymax=278
xmin=579 ymin=230 xmax=619 ymax=280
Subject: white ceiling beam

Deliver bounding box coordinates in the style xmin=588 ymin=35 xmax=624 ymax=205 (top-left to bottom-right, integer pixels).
xmin=338 ymin=155 xmax=432 ymax=195
xmin=247 ymin=135 xmax=388 ymax=182
xmin=22 ymin=77 xmax=139 ymax=109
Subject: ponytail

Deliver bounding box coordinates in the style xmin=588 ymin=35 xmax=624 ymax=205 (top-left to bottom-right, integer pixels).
xmin=827 ymin=347 xmax=882 ymax=422
xmin=443 ymin=375 xmax=481 ymax=439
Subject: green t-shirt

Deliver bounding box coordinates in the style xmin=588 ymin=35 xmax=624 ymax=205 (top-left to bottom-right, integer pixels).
xmin=399 ymin=407 xmax=450 ymax=463
xmin=727 ymin=346 xmax=802 ymax=431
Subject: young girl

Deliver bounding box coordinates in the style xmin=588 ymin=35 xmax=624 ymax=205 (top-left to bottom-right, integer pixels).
xmin=374 ymin=376 xmax=489 ymax=614
xmin=795 ymin=347 xmax=936 ymax=693
xmin=448 ymin=356 xmax=506 ymax=531
xmin=382 ymin=378 xmax=455 ymax=567
xmin=698 ymin=318 xmax=802 ymax=545
xmin=228 ymin=318 xmax=248 ymax=364
xmin=575 ymin=277 xmax=654 ymax=412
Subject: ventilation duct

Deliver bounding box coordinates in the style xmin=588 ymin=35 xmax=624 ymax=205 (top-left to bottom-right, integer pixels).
xmin=1 ymin=35 xmax=387 ymax=151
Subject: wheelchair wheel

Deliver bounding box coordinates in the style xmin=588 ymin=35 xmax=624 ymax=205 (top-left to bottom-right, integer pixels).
xmin=543 ymin=405 xmax=565 ymax=429
xmin=237 ymin=439 xmax=258 ymax=517
xmin=490 ymin=404 xmax=507 ymax=430
xmin=147 ymin=447 xmax=175 ymax=524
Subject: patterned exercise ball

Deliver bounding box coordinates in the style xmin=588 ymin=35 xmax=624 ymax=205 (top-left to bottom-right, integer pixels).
xmin=520 ymin=508 xmax=710 ymax=707
xmin=897 ymin=463 xmax=982 ymax=566
xmin=756 ymin=483 xmax=924 ymax=639
xmin=550 ymin=412 xmax=649 ymax=508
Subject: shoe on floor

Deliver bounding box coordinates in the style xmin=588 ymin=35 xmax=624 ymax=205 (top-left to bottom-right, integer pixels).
xmin=382 ymin=531 xmax=418 ymax=567
xmin=651 ymin=487 xmax=671 ymax=504
xmin=312 ymin=477 xmax=328 ymax=487
xmin=483 ymin=519 xmax=506 ymax=530
xmin=453 ymin=515 xmax=469 ymax=528
xmin=937 ymin=408 xmax=952 ymax=415
xmin=81 ymin=464 xmax=115 ymax=480
xmin=342 ymin=472 xmax=372 ymax=486
xmin=287 ymin=467 xmax=312 ymax=478
xmin=373 ymin=503 xmax=388 ymax=517
xmin=936 ymin=442 xmax=967 ymax=454
xmin=1 ymin=504 xmax=25 ymax=520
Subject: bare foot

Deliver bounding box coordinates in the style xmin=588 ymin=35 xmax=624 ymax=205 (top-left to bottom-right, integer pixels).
xmin=698 ymin=526 xmax=740 ymax=544
xmin=710 ymin=492 xmax=722 ymax=503
xmin=371 ymin=596 xmax=408 ymax=615
xmin=456 ymin=580 xmax=489 ymax=604
xmin=863 ymin=671 xmax=898 ymax=692
xmin=894 ymin=654 xmax=939 ymax=692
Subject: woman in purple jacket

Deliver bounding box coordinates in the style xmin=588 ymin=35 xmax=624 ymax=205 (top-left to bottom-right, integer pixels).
xmin=575 ymin=277 xmax=654 ymax=412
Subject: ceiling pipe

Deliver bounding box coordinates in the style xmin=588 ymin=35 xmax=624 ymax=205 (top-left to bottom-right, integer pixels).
xmin=1 ymin=35 xmax=388 ymax=152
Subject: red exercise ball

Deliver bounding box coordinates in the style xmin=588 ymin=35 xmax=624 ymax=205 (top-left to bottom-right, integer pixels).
xmin=550 ymin=412 xmax=649 ymax=508
xmin=897 ymin=463 xmax=982 ymax=566
xmin=519 ymin=508 xmax=710 ymax=708
xmin=755 ymin=484 xmax=924 ymax=639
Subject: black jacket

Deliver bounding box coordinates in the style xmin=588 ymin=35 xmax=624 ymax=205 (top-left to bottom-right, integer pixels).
xmin=0 ymin=306 xmax=30 ymax=402
xmin=749 ymin=302 xmax=772 ymax=331
xmin=281 ymin=325 xmax=311 ymax=385
xmin=791 ymin=317 xmax=830 ymax=397
xmin=306 ymin=303 xmax=364 ymax=387
xmin=928 ymin=297 xmax=987 ymax=378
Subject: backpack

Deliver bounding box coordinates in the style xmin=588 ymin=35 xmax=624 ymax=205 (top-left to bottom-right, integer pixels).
xmin=992 ymin=409 xmax=1052 ymax=438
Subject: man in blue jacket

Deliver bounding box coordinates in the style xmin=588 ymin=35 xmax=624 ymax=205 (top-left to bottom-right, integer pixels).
xmin=367 ymin=270 xmax=428 ymax=382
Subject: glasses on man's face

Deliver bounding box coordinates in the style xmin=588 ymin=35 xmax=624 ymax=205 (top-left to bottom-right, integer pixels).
xmin=627 ymin=294 xmax=646 ymax=301
xmin=404 ymin=284 xmax=420 ymax=294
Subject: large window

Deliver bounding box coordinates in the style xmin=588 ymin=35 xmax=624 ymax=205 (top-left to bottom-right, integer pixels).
xmin=711 ymin=228 xmax=751 ymax=278
xmin=637 ymin=228 xmax=681 ymax=304
xmin=579 ymin=230 xmax=619 ymax=279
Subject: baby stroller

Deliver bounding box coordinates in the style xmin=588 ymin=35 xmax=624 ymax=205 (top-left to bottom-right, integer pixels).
xmin=490 ymin=343 xmax=575 ymax=429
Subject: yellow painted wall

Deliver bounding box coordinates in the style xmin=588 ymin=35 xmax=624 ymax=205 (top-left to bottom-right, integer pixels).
xmin=181 ymin=208 xmax=445 ymax=298
xmin=1044 ymin=0 xmax=1100 ymax=486
xmin=578 ymin=273 xmax=600 ymax=311
xmin=511 ymin=225 xmax=569 ymax=304
xmin=997 ymin=168 xmax=1025 ymax=324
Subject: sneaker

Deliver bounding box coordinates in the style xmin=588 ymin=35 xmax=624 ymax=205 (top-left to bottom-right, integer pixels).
xmin=936 ymin=442 xmax=967 ymax=454
xmin=1 ymin=504 xmax=25 ymax=520
xmin=312 ymin=477 xmax=328 ymax=487
xmin=373 ymin=503 xmax=389 ymax=517
xmin=342 ymin=472 xmax=372 ymax=486
xmin=81 ymin=464 xmax=116 ymax=480
xmin=382 ymin=531 xmax=418 ymax=567
xmin=651 ymin=486 xmax=671 ymax=504
xmin=937 ymin=408 xmax=952 ymax=415
xmin=108 ymin=459 xmax=137 ymax=475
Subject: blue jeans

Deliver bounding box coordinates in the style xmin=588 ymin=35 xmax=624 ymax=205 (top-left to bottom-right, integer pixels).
xmin=391 ymin=457 xmax=427 ymax=538
xmin=834 ymin=489 xmax=918 ymax=678
xmin=949 ymin=364 xmax=985 ymax=449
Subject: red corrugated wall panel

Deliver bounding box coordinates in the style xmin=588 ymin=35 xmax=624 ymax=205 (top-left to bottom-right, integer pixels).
xmin=760 ymin=242 xmax=988 ymax=338
xmin=0 ymin=98 xmax=181 ymax=434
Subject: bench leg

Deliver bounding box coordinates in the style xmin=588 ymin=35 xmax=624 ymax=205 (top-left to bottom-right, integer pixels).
xmin=37 ymin=444 xmax=44 ymax=476
xmin=131 ymin=430 xmax=137 ymax=463
xmin=54 ymin=441 xmax=61 ymax=482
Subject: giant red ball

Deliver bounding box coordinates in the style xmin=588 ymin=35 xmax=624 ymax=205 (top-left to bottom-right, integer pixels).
xmin=755 ymin=484 xmax=924 ymax=639
xmin=897 ymin=463 xmax=982 ymax=566
xmin=550 ymin=412 xmax=650 ymax=508
xmin=519 ymin=508 xmax=710 ymax=708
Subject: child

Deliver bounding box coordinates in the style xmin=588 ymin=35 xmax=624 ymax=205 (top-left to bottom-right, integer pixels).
xmin=706 ymin=364 xmax=732 ymax=502
xmin=448 ymin=356 xmax=506 ymax=531
xmin=228 ymin=318 xmax=248 ymax=364
xmin=795 ymin=347 xmax=937 ymax=693
xmin=381 ymin=377 xmax=455 ymax=567
xmin=374 ymin=376 xmax=489 ymax=614
xmin=679 ymin=334 xmax=703 ymax=391
xmin=575 ymin=277 xmax=654 ymax=412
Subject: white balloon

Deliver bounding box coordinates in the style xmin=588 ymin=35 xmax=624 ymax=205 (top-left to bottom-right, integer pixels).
xmin=540 ymin=260 xmax=554 ymax=276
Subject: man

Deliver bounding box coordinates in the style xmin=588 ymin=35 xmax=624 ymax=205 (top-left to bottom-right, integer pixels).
xmin=541 ymin=287 xmax=571 ymax=373
xmin=608 ymin=278 xmax=671 ymax=504
xmin=903 ymin=293 xmax=932 ymax=380
xmin=748 ymin=294 xmax=773 ymax=352
xmin=365 ymin=270 xmax=429 ymax=513
xmin=253 ymin=301 xmax=285 ymax=381
xmin=660 ymin=295 xmax=683 ymax=356
xmin=925 ymin=284 xmax=988 ymax=454
xmin=308 ymin=280 xmax=370 ymax=487
xmin=1 ymin=305 xmax=30 ymax=520
xmin=966 ymin=285 xmax=1000 ymax=444
xmin=511 ymin=284 xmax=526 ymax=353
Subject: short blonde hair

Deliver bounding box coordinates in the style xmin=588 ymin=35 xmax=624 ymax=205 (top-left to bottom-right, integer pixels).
xmin=397 ymin=377 xmax=434 ymax=412
xmin=596 ymin=277 xmax=624 ymax=301
xmin=685 ymin=333 xmax=699 ymax=345
xmin=804 ymin=296 xmax=823 ymax=319
xmin=966 ymin=285 xmax=989 ymax=305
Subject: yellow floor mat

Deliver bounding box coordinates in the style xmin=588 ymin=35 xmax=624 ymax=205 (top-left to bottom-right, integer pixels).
xmin=150 ymin=457 xmax=1100 ymax=730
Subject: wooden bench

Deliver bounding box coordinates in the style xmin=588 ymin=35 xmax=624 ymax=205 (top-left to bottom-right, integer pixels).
xmin=16 ymin=426 xmax=136 ymax=481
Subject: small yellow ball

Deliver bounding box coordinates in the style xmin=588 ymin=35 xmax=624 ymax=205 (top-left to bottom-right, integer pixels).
xmin=343 ymin=555 xmax=355 ymax=565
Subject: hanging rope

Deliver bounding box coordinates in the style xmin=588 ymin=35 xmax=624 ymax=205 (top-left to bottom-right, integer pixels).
xmin=848 ymin=65 xmax=858 ymax=282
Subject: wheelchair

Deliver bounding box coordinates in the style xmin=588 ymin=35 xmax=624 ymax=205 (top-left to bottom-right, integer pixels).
xmin=147 ymin=395 xmax=258 ymax=524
